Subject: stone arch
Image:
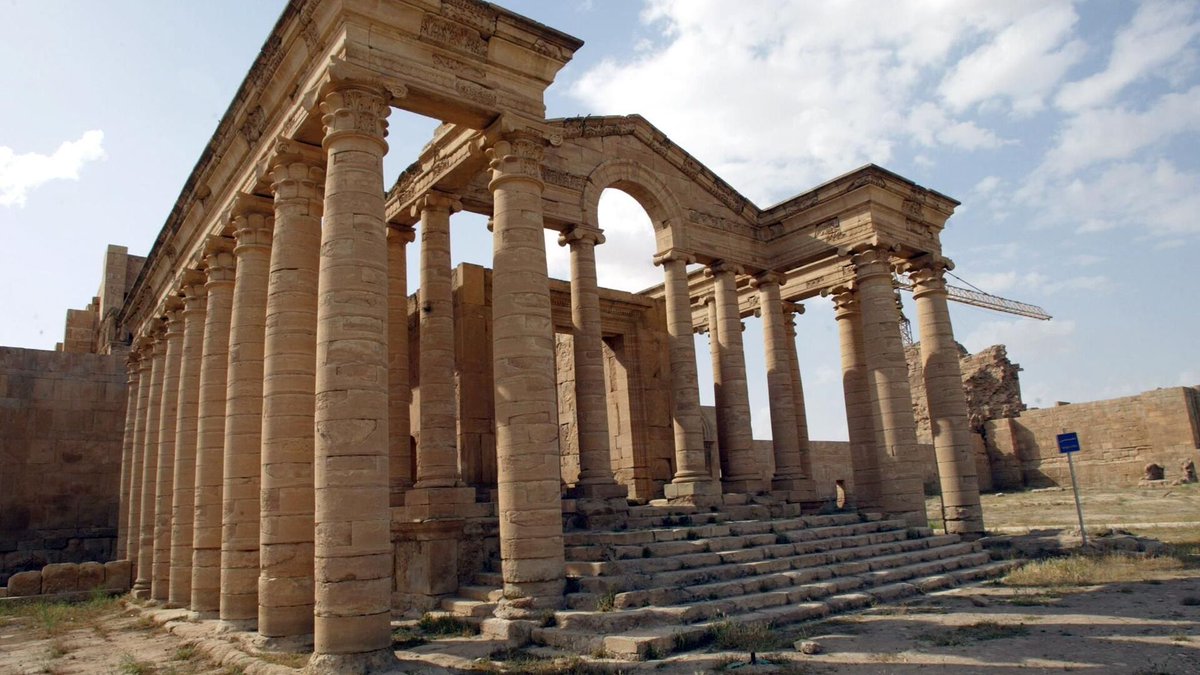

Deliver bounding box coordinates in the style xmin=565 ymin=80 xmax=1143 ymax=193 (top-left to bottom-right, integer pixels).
xmin=580 ymin=158 xmax=689 ymax=253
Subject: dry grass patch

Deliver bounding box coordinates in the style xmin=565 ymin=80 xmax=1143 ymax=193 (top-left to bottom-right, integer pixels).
xmin=919 ymin=621 xmax=1030 ymax=647
xmin=1004 ymin=553 xmax=1184 ymax=587
xmin=0 ymin=593 xmax=121 ymax=638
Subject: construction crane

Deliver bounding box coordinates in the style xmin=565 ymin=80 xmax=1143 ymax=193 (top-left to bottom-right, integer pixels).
xmin=894 ymin=274 xmax=1051 ymax=346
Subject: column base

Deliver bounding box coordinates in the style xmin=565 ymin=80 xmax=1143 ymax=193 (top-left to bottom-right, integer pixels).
xmin=306 ymin=648 xmax=399 ymax=675
xmin=131 ymin=585 xmax=151 ymax=600
xmin=252 ymin=632 xmax=314 ymax=653
xmin=403 ymin=486 xmax=476 ymax=519
xmin=663 ymin=478 xmax=721 ymax=506
xmin=565 ymin=482 xmax=628 ymax=500
xmin=771 ymin=477 xmax=818 ymax=504
xmin=720 ymin=478 xmax=765 ymax=495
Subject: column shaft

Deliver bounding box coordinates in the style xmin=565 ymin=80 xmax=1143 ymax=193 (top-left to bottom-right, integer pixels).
xmin=169 ymin=274 xmax=206 ymax=607
xmin=414 ymin=193 xmax=461 ymax=488
xmin=133 ymin=324 xmax=166 ymax=598
xmin=117 ymin=358 xmax=141 ymax=560
xmin=910 ymin=261 xmax=984 ymax=536
xmin=711 ymin=263 xmax=757 ymax=492
xmin=754 ymin=276 xmax=803 ymax=485
xmin=706 ymin=298 xmax=727 ymax=480
xmin=221 ymin=197 xmax=273 ymax=625
xmin=191 ymin=237 xmax=236 ymax=615
xmin=259 ymin=141 xmax=323 ymax=638
xmin=387 ymin=225 xmax=415 ymax=506
xmin=853 ymin=249 xmax=925 ymax=525
xmin=488 ymin=130 xmax=564 ymax=615
xmin=152 ymin=307 xmax=184 ymax=601
xmin=561 ymin=226 xmax=623 ymax=498
xmin=784 ymin=310 xmax=813 ymax=478
xmin=312 ymin=82 xmax=395 ymax=664
xmin=832 ymin=288 xmax=882 ymax=511
xmin=654 ymin=251 xmax=715 ymax=500
xmin=127 ymin=350 xmax=152 ymax=567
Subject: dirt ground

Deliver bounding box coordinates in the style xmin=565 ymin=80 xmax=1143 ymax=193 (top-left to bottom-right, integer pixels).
xmin=1 ymin=484 xmax=1197 ymax=675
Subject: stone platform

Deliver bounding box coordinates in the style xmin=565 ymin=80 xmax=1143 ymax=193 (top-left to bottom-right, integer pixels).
xmin=433 ymin=502 xmax=1015 ymax=660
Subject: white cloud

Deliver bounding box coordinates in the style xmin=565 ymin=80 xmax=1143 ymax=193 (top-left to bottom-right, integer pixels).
xmin=0 ymin=130 xmax=105 ymax=208
xmin=1067 ymin=254 xmax=1104 ymax=266
xmin=1041 ymin=85 xmax=1200 ymax=175
xmin=1056 ymin=1 xmax=1200 ymax=111
xmin=544 ymin=188 xmax=662 ymax=293
xmin=961 ymin=317 xmax=1077 ymax=359
xmin=938 ymin=2 xmax=1085 ymax=115
xmin=570 ymin=1 xmax=1048 ymax=202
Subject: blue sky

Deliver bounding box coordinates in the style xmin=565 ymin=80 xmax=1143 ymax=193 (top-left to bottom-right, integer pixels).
xmin=1 ymin=1 xmax=1196 ymax=442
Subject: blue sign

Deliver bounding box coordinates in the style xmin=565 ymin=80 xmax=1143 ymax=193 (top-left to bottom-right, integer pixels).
xmin=1056 ymin=432 xmax=1081 ymax=454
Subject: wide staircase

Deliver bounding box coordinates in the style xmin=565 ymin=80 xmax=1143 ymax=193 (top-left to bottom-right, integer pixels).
xmin=437 ymin=501 xmax=1015 ymax=659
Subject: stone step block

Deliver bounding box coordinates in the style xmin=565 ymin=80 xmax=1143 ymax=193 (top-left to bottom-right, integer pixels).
xmin=439 ymin=597 xmax=496 ymax=618
xmin=474 ymin=571 xmax=503 ymax=587
xmin=457 ymin=585 xmax=503 ymax=602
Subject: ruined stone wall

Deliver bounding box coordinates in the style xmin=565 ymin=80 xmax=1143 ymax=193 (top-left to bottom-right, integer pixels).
xmin=0 ymin=347 xmax=127 ymax=585
xmin=56 ymin=246 xmax=145 ymax=356
xmin=984 ymin=387 xmax=1200 ymax=488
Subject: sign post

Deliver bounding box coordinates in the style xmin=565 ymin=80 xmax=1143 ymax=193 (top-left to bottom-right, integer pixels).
xmin=1056 ymin=432 xmax=1087 ymax=547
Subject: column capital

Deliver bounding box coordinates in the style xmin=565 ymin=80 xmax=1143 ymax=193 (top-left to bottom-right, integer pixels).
xmin=827 ymin=284 xmax=859 ymax=318
xmin=125 ymin=352 xmax=142 ymax=380
xmin=161 ymin=297 xmax=185 ymax=336
xmin=705 ymin=260 xmax=744 ymax=277
xmin=269 ymin=138 xmax=325 ymax=205
xmin=269 ymin=138 xmax=325 ymax=172
xmin=652 ymin=249 xmax=695 ymax=267
xmin=847 ymin=246 xmax=894 ymax=282
xmin=410 ymin=191 xmax=462 ymax=218
xmin=783 ymin=300 xmax=805 ymax=316
xmin=387 ymin=223 xmax=416 ymax=245
xmin=486 ymin=128 xmax=545 ymax=191
xmin=202 ymin=236 xmax=237 ymax=287
xmin=749 ymin=270 xmax=783 ymax=289
xmin=900 ymin=255 xmax=955 ymax=299
xmin=319 ymin=79 xmax=391 ymax=151
xmin=177 ymin=269 xmax=208 ymax=311
xmin=230 ymin=193 xmax=274 ymax=255
xmin=558 ymin=224 xmax=605 ymax=248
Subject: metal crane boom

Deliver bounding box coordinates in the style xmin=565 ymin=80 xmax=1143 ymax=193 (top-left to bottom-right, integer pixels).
xmin=894 ymin=279 xmax=1051 ymax=320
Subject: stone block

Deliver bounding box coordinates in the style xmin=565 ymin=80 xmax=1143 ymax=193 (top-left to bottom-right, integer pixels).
xmin=103 ymin=560 xmax=132 ymax=591
xmin=77 ymin=561 xmax=104 ymax=590
xmin=7 ymin=570 xmax=41 ymax=596
xmin=41 ymin=563 xmax=79 ymax=594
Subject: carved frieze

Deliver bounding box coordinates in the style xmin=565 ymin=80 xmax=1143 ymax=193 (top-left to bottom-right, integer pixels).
xmin=813 ymin=218 xmax=844 ymax=242
xmin=420 ymin=14 xmax=488 ymax=60
xmin=541 ymin=167 xmax=586 ymax=191
xmin=440 ymin=0 xmax=497 ymax=36
xmin=432 ymin=53 xmax=486 ymax=80
xmin=455 ymin=79 xmax=497 ymax=106
xmin=559 ymin=118 xmax=637 ymax=139
xmin=847 ymin=173 xmax=885 ymax=191
xmin=239 ymin=106 xmax=267 ymax=145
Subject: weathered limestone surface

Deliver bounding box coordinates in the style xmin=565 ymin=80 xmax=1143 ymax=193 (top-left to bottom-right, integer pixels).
xmin=387 ymin=224 xmax=415 ymax=505
xmin=191 ymin=237 xmax=235 ymax=616
xmin=220 ymin=198 xmax=273 ymax=625
xmin=0 ymin=348 xmax=126 ymax=586
xmin=151 ymin=304 xmax=184 ymax=601
xmin=133 ymin=325 xmax=165 ymax=599
xmin=169 ymin=274 xmax=206 ymax=606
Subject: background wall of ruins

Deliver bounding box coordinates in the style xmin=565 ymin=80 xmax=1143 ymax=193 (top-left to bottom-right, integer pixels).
xmin=985 ymin=387 xmax=1200 ymax=489
xmin=0 ymin=347 xmax=127 ymax=585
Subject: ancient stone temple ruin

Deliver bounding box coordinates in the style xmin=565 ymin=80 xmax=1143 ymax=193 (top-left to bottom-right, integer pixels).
xmin=98 ymin=0 xmax=1000 ymax=668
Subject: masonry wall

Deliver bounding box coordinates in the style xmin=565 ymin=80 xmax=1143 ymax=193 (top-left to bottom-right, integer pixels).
xmin=983 ymin=387 xmax=1200 ymax=488
xmin=0 ymin=347 xmax=127 ymax=585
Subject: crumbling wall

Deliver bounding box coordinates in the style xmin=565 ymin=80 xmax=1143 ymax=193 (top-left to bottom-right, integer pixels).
xmin=0 ymin=347 xmax=127 ymax=585
xmin=984 ymin=387 xmax=1200 ymax=488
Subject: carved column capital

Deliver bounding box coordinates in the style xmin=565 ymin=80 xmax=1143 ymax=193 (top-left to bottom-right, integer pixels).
xmin=230 ymin=193 xmax=274 ymax=255
xmin=558 ymin=224 xmax=605 ymax=248
xmin=387 ymin=223 xmax=416 ymax=245
xmin=160 ymin=296 xmax=185 ymax=336
xmin=705 ymin=260 xmax=744 ymax=278
xmin=749 ymin=270 xmax=783 ymax=289
xmin=848 ymin=246 xmax=893 ymax=282
xmin=125 ymin=352 xmax=142 ymax=380
xmin=827 ymin=284 xmax=859 ymax=319
xmin=202 ymin=236 xmax=237 ymax=287
xmin=269 ymin=139 xmax=325 ymax=206
xmin=901 ymin=255 xmax=955 ymax=299
xmin=319 ymin=81 xmax=391 ymax=151
xmin=652 ymin=249 xmax=696 ymax=267
xmin=410 ymin=191 xmax=462 ymax=218
xmin=486 ymin=128 xmax=545 ymax=191
xmin=178 ymin=269 xmax=208 ymax=311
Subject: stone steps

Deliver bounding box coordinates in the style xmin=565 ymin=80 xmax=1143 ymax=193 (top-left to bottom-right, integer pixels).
xmin=534 ymin=557 xmax=1017 ymax=659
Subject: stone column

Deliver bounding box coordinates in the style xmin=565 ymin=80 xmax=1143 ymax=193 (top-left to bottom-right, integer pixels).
xmin=708 ymin=262 xmax=758 ymax=493
xmin=152 ymin=302 xmax=185 ymax=601
xmin=311 ymin=81 xmax=396 ymax=671
xmin=127 ymin=343 xmax=153 ymax=566
xmin=407 ymin=191 xmax=474 ymax=511
xmin=117 ymin=355 xmax=141 ymax=561
xmin=133 ymin=320 xmax=166 ymax=599
xmin=220 ymin=194 xmax=274 ymax=627
xmin=783 ymin=304 xmax=813 ymax=477
xmin=169 ymin=271 xmax=206 ymax=607
xmin=487 ymin=127 xmax=564 ymax=616
xmin=259 ymin=139 xmax=323 ymax=640
xmin=704 ymin=295 xmax=729 ymax=480
xmin=191 ymin=236 xmax=236 ymax=616
xmin=388 ymin=224 xmax=416 ymax=506
xmin=830 ymin=286 xmax=880 ymax=511
xmin=752 ymin=273 xmax=810 ymax=497
xmin=852 ymin=248 xmax=925 ymax=525
xmin=560 ymin=224 xmax=625 ymax=500
xmin=653 ymin=250 xmax=716 ymax=500
xmin=906 ymin=257 xmax=984 ymax=536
